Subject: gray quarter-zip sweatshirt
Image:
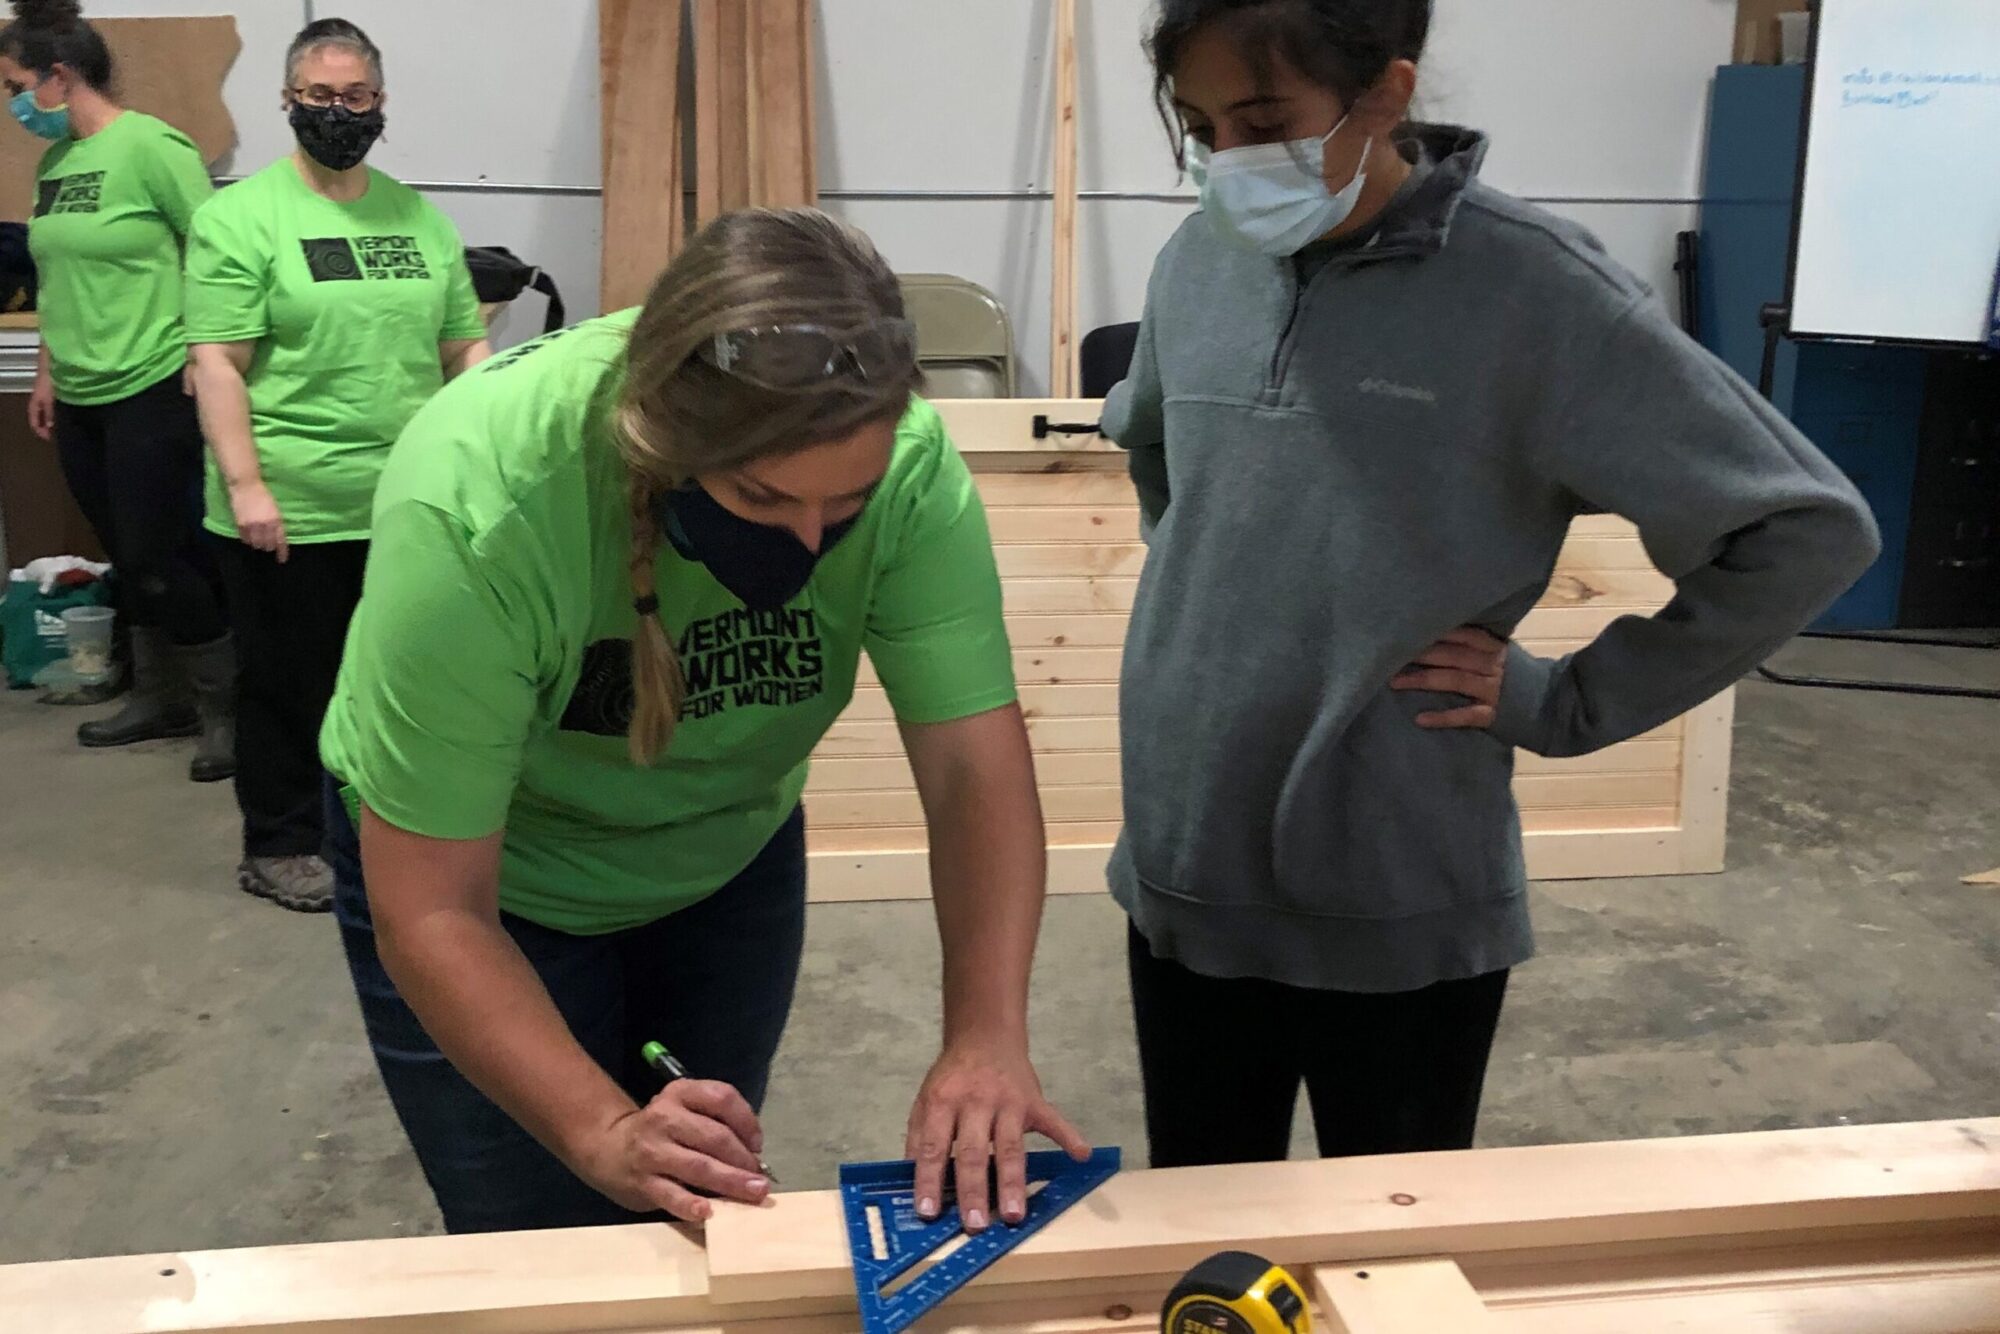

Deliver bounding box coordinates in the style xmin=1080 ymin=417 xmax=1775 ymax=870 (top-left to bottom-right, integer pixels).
xmin=1102 ymin=125 xmax=1879 ymax=994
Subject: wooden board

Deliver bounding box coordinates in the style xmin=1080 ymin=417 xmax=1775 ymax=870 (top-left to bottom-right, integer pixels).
xmin=749 ymin=0 xmax=817 ymax=209
xmin=702 ymin=1120 xmax=2000 ymax=1306
xmin=1048 ymin=0 xmax=1079 ymax=397
xmin=9 ymin=1120 xmax=1999 ymax=1333
xmin=0 ymin=17 xmax=239 ymax=223
xmin=803 ymin=398 xmax=1734 ymax=904
xmin=599 ymin=0 xmax=686 ymax=311
xmin=1317 ymin=1260 xmax=1496 ymax=1333
xmin=694 ymin=0 xmax=816 ymax=225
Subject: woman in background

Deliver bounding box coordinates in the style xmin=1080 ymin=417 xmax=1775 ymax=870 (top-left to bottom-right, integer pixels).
xmin=187 ymin=17 xmax=489 ymax=913
xmin=1104 ymin=0 xmax=1879 ymax=1170
xmin=3 ymin=0 xmax=232 ymax=778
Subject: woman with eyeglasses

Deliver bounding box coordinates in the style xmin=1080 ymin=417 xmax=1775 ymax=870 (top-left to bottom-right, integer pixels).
xmin=320 ymin=209 xmax=1088 ymax=1234
xmin=1 ymin=0 xmax=234 ymax=776
xmin=186 ymin=17 xmax=490 ymax=913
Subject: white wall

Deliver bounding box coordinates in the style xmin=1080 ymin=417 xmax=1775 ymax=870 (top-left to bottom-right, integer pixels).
xmin=119 ymin=1 xmax=1737 ymax=368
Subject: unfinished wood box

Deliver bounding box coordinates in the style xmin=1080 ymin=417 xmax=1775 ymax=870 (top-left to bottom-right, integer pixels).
xmin=806 ymin=398 xmax=1734 ymax=903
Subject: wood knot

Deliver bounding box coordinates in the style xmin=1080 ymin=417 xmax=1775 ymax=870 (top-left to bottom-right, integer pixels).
xmin=1391 ymin=1193 xmax=1418 ymax=1206
xmin=1104 ymin=1304 xmax=1134 ymax=1321
xmin=1543 ymin=573 xmax=1604 ymax=605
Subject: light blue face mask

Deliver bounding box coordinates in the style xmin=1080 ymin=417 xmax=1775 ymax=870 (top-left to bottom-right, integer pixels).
xmin=10 ymin=82 xmax=71 ymax=141
xmin=1188 ymin=116 xmax=1372 ymax=257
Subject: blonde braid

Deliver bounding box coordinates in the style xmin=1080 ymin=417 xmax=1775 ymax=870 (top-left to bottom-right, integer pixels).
xmin=626 ymin=477 xmax=686 ymax=766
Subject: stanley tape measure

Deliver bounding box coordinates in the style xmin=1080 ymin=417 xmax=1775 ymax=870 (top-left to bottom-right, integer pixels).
xmin=1162 ymin=1251 xmax=1312 ymax=1333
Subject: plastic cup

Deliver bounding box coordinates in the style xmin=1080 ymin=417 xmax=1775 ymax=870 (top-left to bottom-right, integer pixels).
xmin=62 ymin=605 xmax=116 ymax=683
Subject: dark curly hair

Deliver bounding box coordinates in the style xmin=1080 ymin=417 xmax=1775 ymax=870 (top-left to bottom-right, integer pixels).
xmin=0 ymin=0 xmax=113 ymax=94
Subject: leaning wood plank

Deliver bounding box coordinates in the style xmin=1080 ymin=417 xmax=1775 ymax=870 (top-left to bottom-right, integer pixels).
xmin=705 ymin=1119 xmax=2000 ymax=1304
xmin=1049 ymin=0 xmax=1080 ymax=397
xmin=693 ymin=0 xmax=752 ymax=224
xmin=1315 ymin=1259 xmax=1495 ymax=1333
xmin=600 ymin=0 xmax=685 ymax=311
xmin=748 ymin=0 xmax=817 ymax=207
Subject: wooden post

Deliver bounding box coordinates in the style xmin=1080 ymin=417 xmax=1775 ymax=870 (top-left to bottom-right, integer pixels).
xmin=599 ymin=0 xmax=685 ymax=311
xmin=1049 ymin=0 xmax=1080 ymax=398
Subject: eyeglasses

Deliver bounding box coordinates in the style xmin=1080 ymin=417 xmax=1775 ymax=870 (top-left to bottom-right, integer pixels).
xmin=700 ymin=319 xmax=918 ymax=391
xmin=290 ymin=85 xmax=381 ymax=114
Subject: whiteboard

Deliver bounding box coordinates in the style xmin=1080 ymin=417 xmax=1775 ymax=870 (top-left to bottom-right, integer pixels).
xmin=1790 ymin=0 xmax=2000 ymax=345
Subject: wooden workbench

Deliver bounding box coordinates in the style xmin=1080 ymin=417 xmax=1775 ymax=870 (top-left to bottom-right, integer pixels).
xmin=806 ymin=398 xmax=1735 ymax=903
xmin=7 ymin=1118 xmax=1997 ymax=1332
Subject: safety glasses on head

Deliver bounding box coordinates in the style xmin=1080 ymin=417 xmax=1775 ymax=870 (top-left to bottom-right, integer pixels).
xmin=700 ymin=318 xmax=918 ymax=391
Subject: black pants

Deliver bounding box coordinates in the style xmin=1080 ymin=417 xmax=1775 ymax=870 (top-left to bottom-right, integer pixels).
xmin=1128 ymin=924 xmax=1509 ymax=1168
xmin=215 ymin=538 xmax=367 ymax=858
xmin=53 ymin=374 xmax=226 ymax=645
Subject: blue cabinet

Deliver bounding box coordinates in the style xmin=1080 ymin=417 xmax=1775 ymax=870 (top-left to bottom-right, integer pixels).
xmin=1698 ymin=65 xmax=1925 ymax=630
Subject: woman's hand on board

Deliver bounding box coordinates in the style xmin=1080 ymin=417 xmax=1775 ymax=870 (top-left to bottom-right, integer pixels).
xmin=228 ymin=479 xmax=290 ymax=563
xmin=575 ymin=1078 xmax=771 ymax=1223
xmin=1392 ymin=625 xmax=1510 ymax=728
xmin=905 ymin=1035 xmax=1091 ymax=1233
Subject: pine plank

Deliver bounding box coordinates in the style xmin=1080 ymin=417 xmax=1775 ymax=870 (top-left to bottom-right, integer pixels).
xmin=1316 ymin=1260 xmax=1495 ymax=1333
xmin=704 ymin=1120 xmax=2000 ymax=1304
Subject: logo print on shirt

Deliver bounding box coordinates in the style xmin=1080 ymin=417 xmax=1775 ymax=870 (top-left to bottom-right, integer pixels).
xmin=300 ymin=235 xmax=434 ymax=283
xmin=558 ymin=607 xmax=828 ymax=736
xmin=35 ymin=172 xmax=104 ymax=217
xmin=1358 ymin=377 xmax=1438 ymax=406
xmin=678 ymin=607 xmax=825 ymax=722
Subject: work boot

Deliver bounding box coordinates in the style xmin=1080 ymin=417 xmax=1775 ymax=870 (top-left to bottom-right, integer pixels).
xmin=174 ymin=634 xmax=237 ymax=783
xmin=239 ymin=855 xmax=334 ymax=914
xmin=77 ymin=627 xmax=198 ymax=748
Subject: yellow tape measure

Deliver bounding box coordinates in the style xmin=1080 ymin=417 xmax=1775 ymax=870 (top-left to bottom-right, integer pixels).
xmin=1162 ymin=1251 xmax=1312 ymax=1334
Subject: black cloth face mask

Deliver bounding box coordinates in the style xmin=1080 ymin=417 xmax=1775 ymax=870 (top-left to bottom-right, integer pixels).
xmin=290 ymin=102 xmax=385 ymax=171
xmin=658 ymin=484 xmax=861 ymax=611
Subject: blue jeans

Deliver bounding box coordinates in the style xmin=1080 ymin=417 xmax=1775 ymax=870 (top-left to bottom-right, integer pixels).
xmin=329 ymin=788 xmax=808 ymax=1234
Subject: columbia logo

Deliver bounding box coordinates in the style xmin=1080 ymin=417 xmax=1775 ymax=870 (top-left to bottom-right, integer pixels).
xmin=1359 ymin=377 xmax=1438 ymax=406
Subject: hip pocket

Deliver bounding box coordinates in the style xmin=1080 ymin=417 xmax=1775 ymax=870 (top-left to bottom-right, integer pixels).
xmin=1269 ymin=690 xmax=1521 ymax=919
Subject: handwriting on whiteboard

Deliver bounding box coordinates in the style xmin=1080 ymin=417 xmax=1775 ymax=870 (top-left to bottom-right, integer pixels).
xmin=1840 ymin=67 xmax=2000 ymax=109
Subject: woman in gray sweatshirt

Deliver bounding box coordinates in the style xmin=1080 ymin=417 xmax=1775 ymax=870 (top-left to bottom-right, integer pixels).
xmin=1103 ymin=0 xmax=1880 ymax=1170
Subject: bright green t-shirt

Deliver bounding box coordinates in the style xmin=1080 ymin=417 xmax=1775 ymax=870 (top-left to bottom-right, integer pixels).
xmin=320 ymin=312 xmax=1019 ymax=934
xmin=28 ymin=112 xmax=212 ymax=405
xmin=183 ymin=159 xmax=487 ymax=544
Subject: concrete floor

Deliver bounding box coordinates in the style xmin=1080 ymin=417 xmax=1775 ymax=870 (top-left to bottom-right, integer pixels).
xmin=3 ymin=637 xmax=1997 ymax=1265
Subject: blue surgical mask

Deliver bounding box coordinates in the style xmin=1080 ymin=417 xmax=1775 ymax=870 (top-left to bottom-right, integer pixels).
xmin=1188 ymin=117 xmax=1372 ymax=257
xmin=10 ymin=83 xmax=70 ymax=141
